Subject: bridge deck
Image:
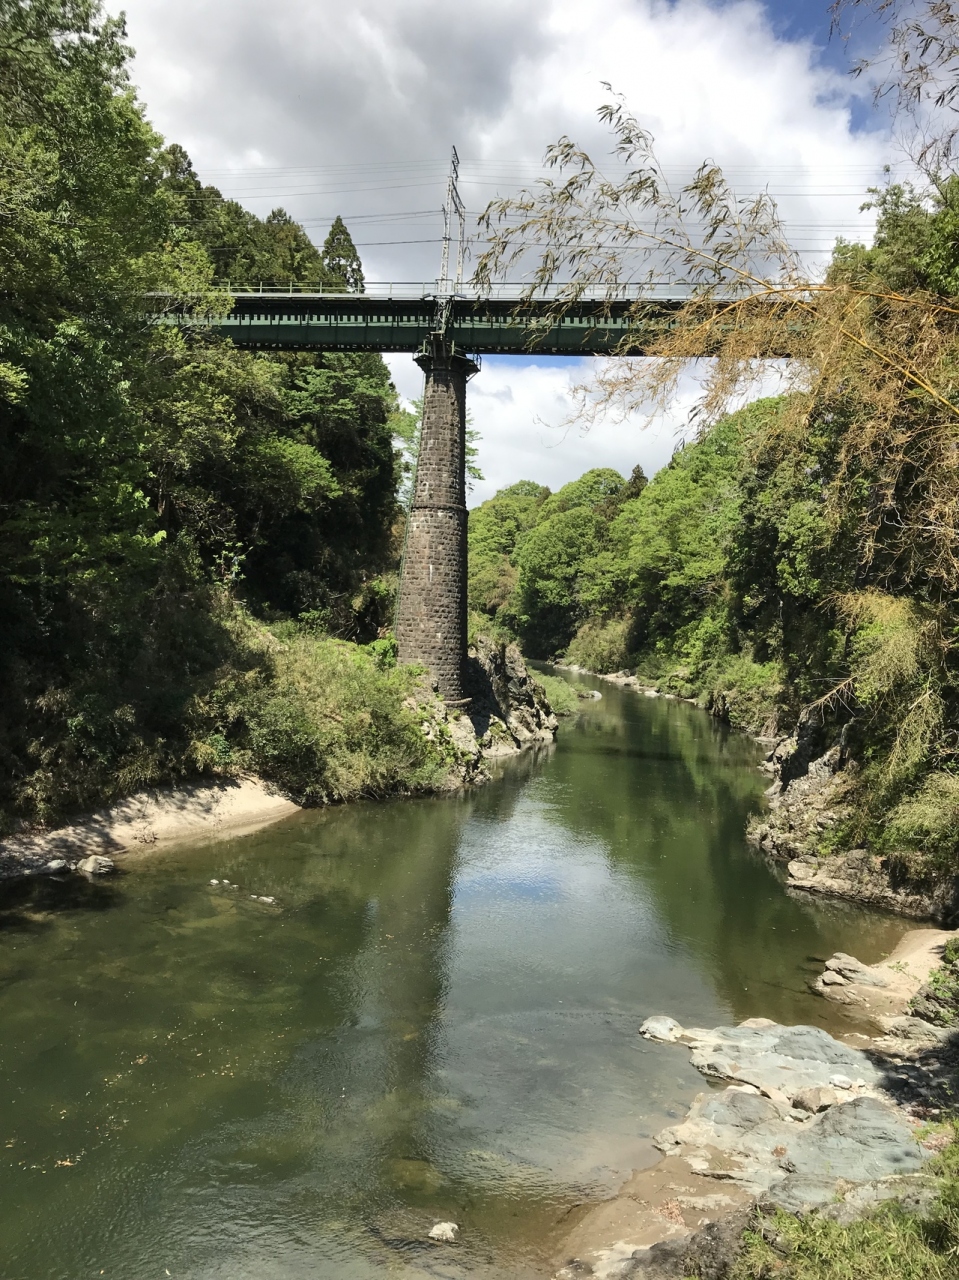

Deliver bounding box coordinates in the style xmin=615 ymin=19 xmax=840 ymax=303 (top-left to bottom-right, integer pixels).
xmin=156 ymin=288 xmax=687 ymax=355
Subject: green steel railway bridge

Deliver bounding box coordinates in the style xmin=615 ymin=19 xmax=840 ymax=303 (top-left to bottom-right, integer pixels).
xmin=161 ymin=281 xmax=686 ymax=357
xmin=158 ymin=280 xmax=689 ymax=700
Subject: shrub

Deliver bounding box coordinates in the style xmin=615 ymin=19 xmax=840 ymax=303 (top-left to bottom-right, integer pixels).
xmin=565 ymin=616 xmax=634 ymax=673
xmin=885 ymin=771 xmax=959 ymax=872
xmin=535 ymin=673 xmax=580 ymax=717
xmin=698 ymin=653 xmax=785 ymax=735
xmin=205 ymin=618 xmax=451 ymax=805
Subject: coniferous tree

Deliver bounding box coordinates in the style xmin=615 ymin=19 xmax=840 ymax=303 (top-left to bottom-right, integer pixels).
xmin=321 ymin=216 xmax=365 ymax=292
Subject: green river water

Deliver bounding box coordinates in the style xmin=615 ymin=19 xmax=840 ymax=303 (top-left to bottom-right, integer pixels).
xmin=0 ymin=671 xmax=906 ymax=1279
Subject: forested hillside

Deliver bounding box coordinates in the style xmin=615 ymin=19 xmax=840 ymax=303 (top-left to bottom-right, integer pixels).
xmin=0 ymin=0 xmax=449 ymax=829
xmin=469 ymin=183 xmax=959 ymax=886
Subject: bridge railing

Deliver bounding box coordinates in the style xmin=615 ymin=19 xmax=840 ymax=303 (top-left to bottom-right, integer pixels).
xmin=211 ymin=280 xmax=700 ymax=303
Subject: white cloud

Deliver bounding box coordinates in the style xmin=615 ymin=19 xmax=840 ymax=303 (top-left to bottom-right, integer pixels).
xmin=116 ymin=0 xmax=895 ymax=495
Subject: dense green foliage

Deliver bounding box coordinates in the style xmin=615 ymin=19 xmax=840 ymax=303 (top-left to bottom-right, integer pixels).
xmin=470 ymin=174 xmax=959 ymax=878
xmin=0 ymin=0 xmax=435 ymax=828
xmin=467 ymin=468 xmax=647 ymax=656
xmin=199 ymin=617 xmax=449 ymax=805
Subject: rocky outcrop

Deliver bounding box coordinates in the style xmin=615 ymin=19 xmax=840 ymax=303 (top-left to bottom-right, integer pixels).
xmin=555 ymin=1015 xmax=949 ymax=1278
xmin=637 ymin=1017 xmax=945 ymax=1211
xmin=780 ymin=849 xmax=959 ymax=918
xmin=464 ymin=636 xmax=558 ymax=756
xmin=748 ymin=727 xmax=959 ymax=922
xmin=748 ymin=742 xmax=851 ymax=865
xmin=811 ymin=932 xmax=955 ymax=1021
xmin=414 ymin=638 xmax=557 ymax=785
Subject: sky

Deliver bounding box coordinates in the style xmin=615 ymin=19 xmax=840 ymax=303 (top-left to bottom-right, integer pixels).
xmin=112 ymin=0 xmax=900 ymax=503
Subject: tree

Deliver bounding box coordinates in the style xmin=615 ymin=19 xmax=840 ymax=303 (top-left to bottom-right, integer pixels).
xmin=0 ymin=0 xmax=407 ymax=827
xmin=157 ymin=145 xmax=328 ymax=286
xmin=832 ymin=0 xmax=959 ymax=171
xmin=468 ymin=480 xmax=549 ymax=617
xmin=321 ymin=216 xmax=365 ymax=293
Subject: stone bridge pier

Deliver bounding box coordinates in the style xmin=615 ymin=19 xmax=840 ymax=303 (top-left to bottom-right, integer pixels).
xmin=395 ymin=344 xmax=478 ymax=700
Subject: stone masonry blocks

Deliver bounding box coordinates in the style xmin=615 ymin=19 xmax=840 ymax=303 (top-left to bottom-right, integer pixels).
xmin=395 ymin=349 xmax=476 ymax=699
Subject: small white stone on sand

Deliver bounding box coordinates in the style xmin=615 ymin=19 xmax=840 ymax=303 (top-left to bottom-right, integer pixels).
xmin=210 ymin=879 xmax=219 ymax=885
xmin=428 ymin=1222 xmax=459 ymax=1243
xmin=829 ymin=1073 xmax=854 ymax=1089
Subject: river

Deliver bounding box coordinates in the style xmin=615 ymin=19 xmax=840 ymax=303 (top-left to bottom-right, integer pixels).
xmin=0 ymin=670 xmax=905 ymax=1279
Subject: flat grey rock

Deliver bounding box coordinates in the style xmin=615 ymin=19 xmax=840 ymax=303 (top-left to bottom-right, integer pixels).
xmin=782 ymin=1096 xmax=925 ymax=1184
xmin=646 ymin=1016 xmax=931 ymax=1231
xmin=655 ymin=1086 xmax=928 ymax=1207
xmin=697 ymin=1091 xmax=780 ymax=1132
xmin=681 ymin=1023 xmax=881 ymax=1094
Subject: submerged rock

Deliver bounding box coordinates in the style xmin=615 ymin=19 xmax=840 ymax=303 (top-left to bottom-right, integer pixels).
xmin=427 ymin=1221 xmax=459 ymax=1243
xmin=76 ymin=854 xmax=115 ymax=876
xmin=639 ymin=1016 xmax=684 ymax=1043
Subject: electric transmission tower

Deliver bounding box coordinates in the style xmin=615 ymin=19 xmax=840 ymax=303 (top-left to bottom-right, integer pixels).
xmin=438 ymin=145 xmax=466 ymax=294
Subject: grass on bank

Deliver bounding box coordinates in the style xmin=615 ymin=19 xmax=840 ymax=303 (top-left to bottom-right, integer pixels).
xmin=565 ymin=612 xmax=784 ymax=735
xmin=4 ymin=602 xmax=460 ymax=832
xmin=535 ymin=672 xmax=580 ymax=717
xmin=730 ymin=1134 xmax=959 ymax=1279
xmin=7 ymin=599 xmax=572 ymax=832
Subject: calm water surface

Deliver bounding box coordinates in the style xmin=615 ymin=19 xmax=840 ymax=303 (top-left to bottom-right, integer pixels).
xmin=0 ymin=672 xmax=906 ymax=1279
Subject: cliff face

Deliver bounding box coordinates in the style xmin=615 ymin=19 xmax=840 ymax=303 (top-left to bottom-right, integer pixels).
xmin=465 ymin=637 xmax=558 ymax=755
xmin=748 ymin=729 xmax=959 ymax=925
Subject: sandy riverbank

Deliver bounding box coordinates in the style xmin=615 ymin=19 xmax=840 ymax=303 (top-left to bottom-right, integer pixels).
xmin=0 ymin=777 xmax=302 ymax=878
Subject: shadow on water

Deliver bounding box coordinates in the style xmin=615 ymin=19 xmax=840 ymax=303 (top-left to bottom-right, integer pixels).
xmin=0 ymin=670 xmax=916 ymax=1279
xmin=0 ymin=872 xmax=122 ymax=937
